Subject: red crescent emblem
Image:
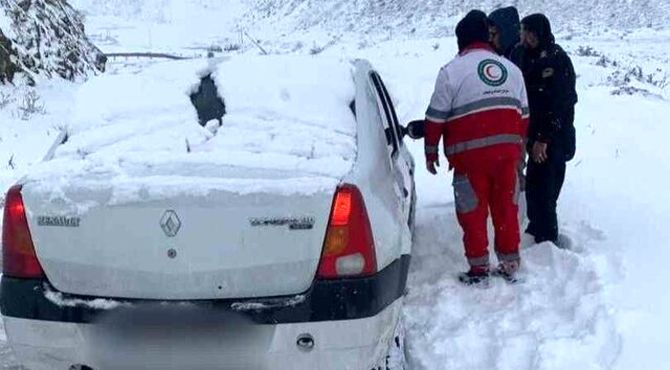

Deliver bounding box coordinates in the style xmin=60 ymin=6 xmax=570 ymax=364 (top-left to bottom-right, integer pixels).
xmin=485 ymin=64 xmax=500 ymax=79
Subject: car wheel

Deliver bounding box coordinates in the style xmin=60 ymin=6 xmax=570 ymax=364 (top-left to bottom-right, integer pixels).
xmin=383 ymin=315 xmax=408 ymax=370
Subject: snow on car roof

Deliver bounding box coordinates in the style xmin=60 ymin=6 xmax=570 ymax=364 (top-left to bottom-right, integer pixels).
xmin=24 ymin=56 xmax=358 ymax=201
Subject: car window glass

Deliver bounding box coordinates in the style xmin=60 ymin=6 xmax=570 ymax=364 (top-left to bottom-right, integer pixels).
xmin=375 ymin=74 xmax=403 ymax=146
xmin=370 ymin=72 xmax=399 ymax=157
xmin=366 ymin=83 xmax=396 ymax=160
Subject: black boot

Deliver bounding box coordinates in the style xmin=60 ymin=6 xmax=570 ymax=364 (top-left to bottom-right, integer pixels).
xmin=458 ymin=266 xmax=490 ymax=286
xmin=493 ymin=260 xmax=521 ymax=284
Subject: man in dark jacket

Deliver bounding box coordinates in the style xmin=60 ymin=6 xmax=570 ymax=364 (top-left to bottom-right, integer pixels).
xmin=512 ymin=14 xmax=578 ymax=245
xmin=488 ymin=7 xmax=520 ymax=58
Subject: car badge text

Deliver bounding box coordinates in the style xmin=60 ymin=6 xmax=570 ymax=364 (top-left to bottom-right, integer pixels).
xmin=249 ymin=216 xmax=315 ymax=230
xmin=37 ymin=216 xmax=81 ymax=228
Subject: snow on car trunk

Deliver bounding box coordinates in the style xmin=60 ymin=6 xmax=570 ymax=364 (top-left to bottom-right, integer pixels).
xmin=19 ymin=55 xmax=357 ymax=299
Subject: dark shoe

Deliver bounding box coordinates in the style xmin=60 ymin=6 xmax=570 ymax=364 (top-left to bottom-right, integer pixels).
xmin=524 ymin=225 xmax=536 ymax=237
xmin=458 ymin=266 xmax=490 ymax=286
xmin=493 ymin=260 xmax=520 ymax=284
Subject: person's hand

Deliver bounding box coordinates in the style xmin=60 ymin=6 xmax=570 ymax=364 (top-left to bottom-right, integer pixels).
xmin=426 ymin=158 xmax=440 ymax=175
xmin=532 ymin=141 xmax=548 ymax=163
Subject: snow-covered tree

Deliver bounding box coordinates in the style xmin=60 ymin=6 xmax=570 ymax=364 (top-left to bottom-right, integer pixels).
xmin=0 ymin=0 xmax=106 ymax=85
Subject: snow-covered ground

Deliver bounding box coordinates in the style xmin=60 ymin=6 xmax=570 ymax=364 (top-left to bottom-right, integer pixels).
xmin=2 ymin=2 xmax=670 ymax=369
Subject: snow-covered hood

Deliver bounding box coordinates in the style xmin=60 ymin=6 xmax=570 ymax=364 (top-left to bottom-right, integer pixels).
xmin=23 ymin=55 xmax=358 ymax=201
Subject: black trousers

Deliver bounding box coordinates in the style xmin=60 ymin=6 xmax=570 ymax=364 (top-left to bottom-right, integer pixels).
xmin=525 ymin=157 xmax=566 ymax=243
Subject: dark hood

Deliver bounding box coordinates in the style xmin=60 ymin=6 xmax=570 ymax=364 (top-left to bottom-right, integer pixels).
xmin=521 ymin=13 xmax=555 ymax=46
xmin=488 ymin=7 xmax=520 ymax=54
xmin=456 ymin=10 xmax=490 ymax=52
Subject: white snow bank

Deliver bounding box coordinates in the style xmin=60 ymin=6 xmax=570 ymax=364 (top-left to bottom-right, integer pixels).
xmin=405 ymin=208 xmax=619 ymax=370
xmin=23 ymin=55 xmax=357 ymax=202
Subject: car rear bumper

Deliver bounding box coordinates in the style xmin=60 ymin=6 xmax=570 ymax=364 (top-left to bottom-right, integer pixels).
xmin=3 ymin=299 xmax=402 ymax=370
xmin=1 ymin=256 xmax=409 ymax=369
xmin=1 ymin=255 xmax=409 ymax=324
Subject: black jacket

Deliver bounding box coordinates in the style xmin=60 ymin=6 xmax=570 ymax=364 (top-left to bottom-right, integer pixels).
xmin=511 ymin=43 xmax=577 ymax=161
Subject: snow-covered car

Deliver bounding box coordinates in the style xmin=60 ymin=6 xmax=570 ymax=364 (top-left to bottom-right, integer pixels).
xmin=0 ymin=56 xmax=415 ymax=370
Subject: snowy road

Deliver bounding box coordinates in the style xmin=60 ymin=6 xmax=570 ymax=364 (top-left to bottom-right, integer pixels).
xmin=0 ymin=320 xmax=21 ymax=369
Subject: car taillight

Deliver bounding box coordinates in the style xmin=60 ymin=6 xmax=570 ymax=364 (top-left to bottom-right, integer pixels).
xmin=2 ymin=185 xmax=45 ymax=278
xmin=317 ymin=184 xmax=377 ymax=279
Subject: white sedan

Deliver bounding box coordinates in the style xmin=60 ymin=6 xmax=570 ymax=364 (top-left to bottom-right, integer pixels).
xmin=0 ymin=55 xmax=415 ymax=370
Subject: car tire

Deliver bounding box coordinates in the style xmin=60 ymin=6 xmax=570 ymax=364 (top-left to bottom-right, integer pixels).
xmin=375 ymin=315 xmax=408 ymax=370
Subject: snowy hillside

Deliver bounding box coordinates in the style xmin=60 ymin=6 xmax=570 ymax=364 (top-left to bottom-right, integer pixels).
xmin=67 ymin=0 xmax=670 ymax=56
xmin=2 ymin=1 xmax=670 ymax=369
xmin=73 ymin=0 xmax=670 ymax=35
xmin=246 ymin=0 xmax=670 ymax=37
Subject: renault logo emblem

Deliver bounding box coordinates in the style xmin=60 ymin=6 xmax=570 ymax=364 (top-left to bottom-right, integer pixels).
xmin=160 ymin=210 xmax=181 ymax=237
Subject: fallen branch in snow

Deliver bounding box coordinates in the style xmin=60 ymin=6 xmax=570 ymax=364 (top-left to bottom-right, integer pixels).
xmin=242 ymin=31 xmax=269 ymax=55
xmin=105 ymin=52 xmax=192 ymax=60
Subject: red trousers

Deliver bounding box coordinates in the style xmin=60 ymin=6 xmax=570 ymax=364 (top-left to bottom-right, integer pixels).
xmin=453 ymin=157 xmax=520 ymax=267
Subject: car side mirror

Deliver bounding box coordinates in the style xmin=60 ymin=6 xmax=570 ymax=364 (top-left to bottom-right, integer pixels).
xmin=404 ymin=120 xmax=425 ymax=140
xmin=397 ymin=126 xmax=408 ymax=141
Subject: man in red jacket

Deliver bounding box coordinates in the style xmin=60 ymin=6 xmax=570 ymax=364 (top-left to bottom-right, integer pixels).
xmin=425 ymin=10 xmax=529 ymax=285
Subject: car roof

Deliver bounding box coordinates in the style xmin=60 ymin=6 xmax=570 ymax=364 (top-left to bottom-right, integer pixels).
xmin=25 ymin=56 xmax=363 ymax=197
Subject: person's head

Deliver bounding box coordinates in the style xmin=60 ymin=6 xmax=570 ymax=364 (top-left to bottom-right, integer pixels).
xmin=488 ymin=7 xmax=520 ymax=55
xmin=519 ymin=25 xmax=540 ymax=49
xmin=520 ymin=13 xmax=554 ymax=50
xmin=489 ymin=24 xmax=502 ymax=51
xmin=456 ymin=10 xmax=490 ymax=52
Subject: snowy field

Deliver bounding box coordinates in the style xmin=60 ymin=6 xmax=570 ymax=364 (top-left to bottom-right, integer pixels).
xmin=2 ymin=2 xmax=670 ymax=369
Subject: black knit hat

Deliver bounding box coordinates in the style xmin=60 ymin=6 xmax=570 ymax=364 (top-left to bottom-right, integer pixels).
xmin=488 ymin=7 xmax=520 ymax=54
xmin=456 ymin=10 xmax=490 ymax=51
xmin=521 ymin=13 xmax=555 ymax=46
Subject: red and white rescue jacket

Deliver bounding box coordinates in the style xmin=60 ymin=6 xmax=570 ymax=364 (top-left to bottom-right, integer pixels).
xmin=425 ymin=43 xmax=529 ymax=171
